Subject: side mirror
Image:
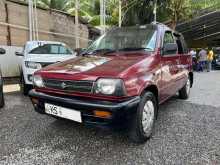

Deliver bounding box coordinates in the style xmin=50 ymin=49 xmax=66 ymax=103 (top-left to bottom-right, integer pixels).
xmin=0 ymin=48 xmax=6 ymax=55
xmin=15 ymin=51 xmax=24 ymax=56
xmin=75 ymin=48 xmax=86 ymax=56
xmin=163 ymin=43 xmax=178 ymax=55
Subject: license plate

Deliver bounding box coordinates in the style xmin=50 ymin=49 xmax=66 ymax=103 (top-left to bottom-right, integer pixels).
xmin=45 ymin=103 xmax=82 ymax=123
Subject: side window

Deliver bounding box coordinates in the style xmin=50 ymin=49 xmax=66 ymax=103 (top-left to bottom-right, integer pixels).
xmin=164 ymin=31 xmax=175 ymax=45
xmin=163 ymin=31 xmax=176 ymax=55
xmin=174 ymin=33 xmax=187 ymax=54
xmin=51 ymin=45 xmax=59 ymax=54
xmin=181 ymin=37 xmax=188 ymax=54
xmin=59 ymin=45 xmax=72 ymax=54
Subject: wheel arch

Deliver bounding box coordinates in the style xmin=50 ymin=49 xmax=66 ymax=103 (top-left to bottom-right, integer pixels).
xmin=141 ymin=84 xmax=159 ymax=106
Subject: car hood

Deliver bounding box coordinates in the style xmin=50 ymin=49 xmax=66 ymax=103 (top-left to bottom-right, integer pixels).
xmin=39 ymin=52 xmax=151 ymax=80
xmin=26 ymin=54 xmax=76 ymax=63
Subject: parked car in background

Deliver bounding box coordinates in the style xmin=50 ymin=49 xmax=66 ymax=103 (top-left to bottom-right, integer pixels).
xmin=213 ymin=50 xmax=220 ymax=69
xmin=29 ymin=24 xmax=193 ymax=143
xmin=16 ymin=41 xmax=76 ymax=95
xmin=0 ymin=48 xmax=6 ymax=108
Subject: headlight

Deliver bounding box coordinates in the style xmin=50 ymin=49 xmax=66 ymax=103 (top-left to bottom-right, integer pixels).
xmin=33 ymin=75 xmax=44 ymax=87
xmin=25 ymin=61 xmax=42 ymax=69
xmin=94 ymin=78 xmax=126 ymax=96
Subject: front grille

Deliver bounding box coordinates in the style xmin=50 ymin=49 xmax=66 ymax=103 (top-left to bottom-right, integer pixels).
xmin=40 ymin=62 xmax=53 ymax=68
xmin=43 ymin=79 xmax=94 ymax=93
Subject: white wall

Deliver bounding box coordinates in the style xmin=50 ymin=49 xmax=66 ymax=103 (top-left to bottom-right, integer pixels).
xmin=0 ymin=45 xmax=22 ymax=77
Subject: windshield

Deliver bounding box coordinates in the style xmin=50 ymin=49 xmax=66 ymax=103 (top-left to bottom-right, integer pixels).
xmin=86 ymin=26 xmax=157 ymax=54
xmin=29 ymin=44 xmax=72 ymax=55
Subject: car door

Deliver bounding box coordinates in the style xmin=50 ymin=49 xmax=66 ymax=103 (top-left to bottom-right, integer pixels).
xmin=176 ymin=35 xmax=191 ymax=89
xmin=159 ymin=31 xmax=180 ymax=101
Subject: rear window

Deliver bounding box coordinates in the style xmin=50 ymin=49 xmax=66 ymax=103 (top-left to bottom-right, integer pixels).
xmin=29 ymin=44 xmax=72 ymax=55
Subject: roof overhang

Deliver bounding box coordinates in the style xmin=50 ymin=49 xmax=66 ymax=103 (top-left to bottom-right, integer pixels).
xmin=176 ymin=11 xmax=220 ymax=48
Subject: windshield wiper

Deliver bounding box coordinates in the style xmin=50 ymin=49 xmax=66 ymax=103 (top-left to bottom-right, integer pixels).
xmin=118 ymin=47 xmax=152 ymax=51
xmin=81 ymin=47 xmax=152 ymax=56
xmin=101 ymin=47 xmax=153 ymax=56
xmin=81 ymin=49 xmax=115 ymax=56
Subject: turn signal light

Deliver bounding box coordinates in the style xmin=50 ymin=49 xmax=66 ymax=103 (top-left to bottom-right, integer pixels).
xmin=94 ymin=110 xmax=112 ymax=118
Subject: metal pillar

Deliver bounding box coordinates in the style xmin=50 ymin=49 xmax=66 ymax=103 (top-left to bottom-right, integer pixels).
xmin=31 ymin=0 xmax=36 ymax=40
xmin=153 ymin=0 xmax=157 ymax=24
xmin=28 ymin=0 xmax=32 ymax=41
xmin=28 ymin=0 xmax=39 ymax=41
xmin=100 ymin=0 xmax=106 ymax=34
xmin=119 ymin=0 xmax=122 ymax=27
xmin=34 ymin=0 xmax=39 ymax=40
xmin=75 ymin=0 xmax=80 ymax=48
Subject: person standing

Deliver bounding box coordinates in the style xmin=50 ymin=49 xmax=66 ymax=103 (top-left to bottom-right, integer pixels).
xmin=190 ymin=49 xmax=196 ymax=58
xmin=207 ymin=49 xmax=214 ymax=72
xmin=190 ymin=49 xmax=197 ymax=71
xmin=198 ymin=48 xmax=207 ymax=72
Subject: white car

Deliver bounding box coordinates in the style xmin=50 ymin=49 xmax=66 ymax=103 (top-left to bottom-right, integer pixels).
xmin=16 ymin=41 xmax=76 ymax=95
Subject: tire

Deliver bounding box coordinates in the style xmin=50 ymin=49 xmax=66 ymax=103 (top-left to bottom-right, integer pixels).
xmin=0 ymin=85 xmax=4 ymax=108
xmin=129 ymin=91 xmax=157 ymax=143
xmin=179 ymin=77 xmax=190 ymax=100
xmin=20 ymin=74 xmax=31 ymax=96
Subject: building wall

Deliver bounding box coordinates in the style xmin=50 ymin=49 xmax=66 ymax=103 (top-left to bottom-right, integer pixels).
xmin=0 ymin=0 xmax=89 ymax=49
xmin=0 ymin=0 xmax=8 ymax=45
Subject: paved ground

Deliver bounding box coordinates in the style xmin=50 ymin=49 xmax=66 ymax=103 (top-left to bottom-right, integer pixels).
xmin=0 ymin=72 xmax=220 ymax=165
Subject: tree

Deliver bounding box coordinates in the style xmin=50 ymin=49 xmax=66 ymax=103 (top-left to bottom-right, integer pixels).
xmin=65 ymin=0 xmax=120 ymax=26
xmin=35 ymin=0 xmax=220 ymax=28
xmin=165 ymin=0 xmax=220 ymax=29
xmin=121 ymin=0 xmax=152 ymax=26
xmin=165 ymin=0 xmax=191 ymax=29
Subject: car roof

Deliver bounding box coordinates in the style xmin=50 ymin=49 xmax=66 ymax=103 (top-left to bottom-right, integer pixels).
xmin=110 ymin=23 xmax=175 ymax=32
xmin=26 ymin=40 xmax=66 ymax=46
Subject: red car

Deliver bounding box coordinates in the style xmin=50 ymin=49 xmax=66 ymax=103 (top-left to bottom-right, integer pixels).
xmin=29 ymin=24 xmax=193 ymax=143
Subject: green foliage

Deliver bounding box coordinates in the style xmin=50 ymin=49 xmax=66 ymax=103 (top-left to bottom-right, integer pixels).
xmin=165 ymin=0 xmax=192 ymax=29
xmin=35 ymin=0 xmax=220 ymax=28
xmin=191 ymin=0 xmax=220 ymax=11
xmin=37 ymin=0 xmax=69 ymax=10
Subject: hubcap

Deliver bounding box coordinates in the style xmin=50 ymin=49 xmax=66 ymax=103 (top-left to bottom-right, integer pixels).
xmin=186 ymin=79 xmax=190 ymax=95
xmin=142 ymin=100 xmax=155 ymax=136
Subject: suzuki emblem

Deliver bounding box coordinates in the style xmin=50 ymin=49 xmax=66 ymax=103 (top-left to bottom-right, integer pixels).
xmin=61 ymin=82 xmax=67 ymax=89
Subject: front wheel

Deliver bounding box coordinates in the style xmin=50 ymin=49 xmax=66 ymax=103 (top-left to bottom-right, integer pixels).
xmin=129 ymin=91 xmax=157 ymax=143
xmin=179 ymin=78 xmax=190 ymax=99
xmin=20 ymin=74 xmax=31 ymax=96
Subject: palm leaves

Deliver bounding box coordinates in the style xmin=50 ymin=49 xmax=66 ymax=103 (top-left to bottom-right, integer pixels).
xmin=35 ymin=0 xmax=220 ymax=28
xmin=37 ymin=0 xmax=69 ymax=10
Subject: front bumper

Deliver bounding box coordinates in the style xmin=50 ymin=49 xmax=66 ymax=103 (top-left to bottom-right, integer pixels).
xmin=29 ymin=90 xmax=140 ymax=129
